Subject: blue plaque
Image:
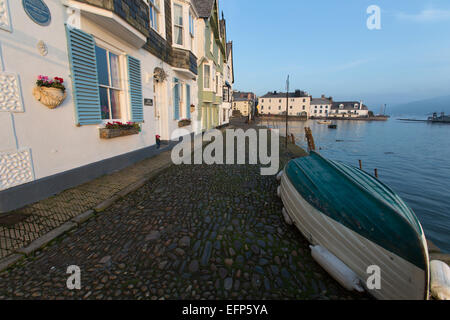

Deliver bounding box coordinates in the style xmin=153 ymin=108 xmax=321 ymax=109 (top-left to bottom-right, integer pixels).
xmin=22 ymin=0 xmax=51 ymax=26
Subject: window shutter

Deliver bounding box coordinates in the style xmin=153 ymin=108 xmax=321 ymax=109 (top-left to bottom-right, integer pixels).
xmin=173 ymin=78 xmax=180 ymax=120
xmin=65 ymin=25 xmax=101 ymax=125
xmin=127 ymin=55 xmax=144 ymax=122
xmin=186 ymin=84 xmax=191 ymax=119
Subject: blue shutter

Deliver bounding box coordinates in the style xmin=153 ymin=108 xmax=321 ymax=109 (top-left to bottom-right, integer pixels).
xmin=186 ymin=84 xmax=191 ymax=119
xmin=65 ymin=25 xmax=101 ymax=125
xmin=173 ymin=78 xmax=180 ymax=120
xmin=127 ymin=55 xmax=144 ymax=122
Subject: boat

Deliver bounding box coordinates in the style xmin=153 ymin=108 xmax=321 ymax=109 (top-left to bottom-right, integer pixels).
xmin=278 ymin=151 xmax=430 ymax=300
xmin=428 ymin=112 xmax=450 ymax=123
xmin=328 ymin=124 xmax=337 ymax=129
xmin=317 ymin=120 xmax=332 ymax=125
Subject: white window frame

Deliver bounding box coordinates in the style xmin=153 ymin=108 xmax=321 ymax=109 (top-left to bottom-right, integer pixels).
xmin=146 ymin=0 xmax=161 ymax=33
xmin=173 ymin=2 xmax=184 ymax=47
xmin=204 ymin=64 xmax=211 ymax=90
xmin=94 ymin=40 xmax=129 ymax=123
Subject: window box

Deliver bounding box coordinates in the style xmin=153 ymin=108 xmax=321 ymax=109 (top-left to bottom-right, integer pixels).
xmin=99 ymin=127 xmax=140 ymax=139
xmin=99 ymin=122 xmax=141 ymax=139
xmin=178 ymin=119 xmax=192 ymax=128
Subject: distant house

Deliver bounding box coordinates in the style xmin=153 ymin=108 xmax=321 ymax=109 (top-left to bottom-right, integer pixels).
xmin=259 ymin=90 xmax=310 ymax=117
xmin=330 ymin=101 xmax=369 ymax=118
xmin=310 ymin=96 xmax=333 ymax=118
xmin=232 ymin=91 xmax=255 ymax=117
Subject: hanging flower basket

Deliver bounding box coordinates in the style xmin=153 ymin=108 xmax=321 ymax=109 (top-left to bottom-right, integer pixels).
xmin=33 ymin=75 xmax=67 ymax=109
xmin=190 ymin=104 xmax=196 ymax=114
xmin=178 ymin=119 xmax=192 ymax=128
xmin=153 ymin=67 xmax=168 ymax=83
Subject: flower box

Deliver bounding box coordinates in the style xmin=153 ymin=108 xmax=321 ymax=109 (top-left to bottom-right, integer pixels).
xmin=99 ymin=127 xmax=140 ymax=139
xmin=99 ymin=122 xmax=141 ymax=139
xmin=178 ymin=119 xmax=192 ymax=128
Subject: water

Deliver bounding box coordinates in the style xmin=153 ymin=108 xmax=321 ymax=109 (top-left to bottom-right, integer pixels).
xmin=259 ymin=118 xmax=450 ymax=252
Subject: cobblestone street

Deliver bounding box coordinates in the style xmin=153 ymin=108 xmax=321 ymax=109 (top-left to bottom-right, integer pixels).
xmin=0 ymin=134 xmax=369 ymax=299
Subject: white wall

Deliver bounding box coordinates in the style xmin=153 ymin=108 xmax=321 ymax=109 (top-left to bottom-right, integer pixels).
xmin=0 ymin=0 xmax=192 ymax=191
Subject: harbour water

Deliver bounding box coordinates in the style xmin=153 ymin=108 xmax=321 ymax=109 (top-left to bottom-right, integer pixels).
xmin=259 ymin=118 xmax=450 ymax=252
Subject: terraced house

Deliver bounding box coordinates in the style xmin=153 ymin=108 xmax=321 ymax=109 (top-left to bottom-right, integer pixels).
xmin=193 ymin=0 xmax=227 ymax=130
xmin=0 ymin=0 xmax=233 ymax=212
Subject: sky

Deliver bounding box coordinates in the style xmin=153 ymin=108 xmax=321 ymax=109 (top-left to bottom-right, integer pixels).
xmin=219 ymin=0 xmax=450 ymax=108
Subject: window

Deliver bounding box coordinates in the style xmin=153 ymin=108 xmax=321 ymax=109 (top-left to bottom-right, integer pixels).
xmin=303 ymin=99 xmax=306 ymax=102
xmin=174 ymin=4 xmax=183 ymax=45
xmin=148 ymin=0 xmax=160 ymax=32
xmin=261 ymin=99 xmax=264 ymax=103
xmin=204 ymin=65 xmax=210 ymax=89
xmin=95 ymin=46 xmax=123 ymax=120
xmin=290 ymin=106 xmax=293 ymax=109
xmin=279 ymin=99 xmax=282 ymax=103
xmin=189 ymin=11 xmax=194 ymax=36
xmin=302 ymin=106 xmax=305 ymax=110
xmin=278 ymin=106 xmax=281 ymax=110
xmin=215 ymin=75 xmax=219 ymax=93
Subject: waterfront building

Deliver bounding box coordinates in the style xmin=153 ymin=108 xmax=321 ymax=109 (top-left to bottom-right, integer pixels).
xmin=194 ymin=0 xmax=226 ymax=130
xmin=309 ymin=96 xmax=333 ymax=118
xmin=220 ymin=40 xmax=234 ymax=126
xmin=0 ymin=0 xmax=232 ymax=212
xmin=329 ymin=101 xmax=369 ymax=118
xmin=258 ymin=90 xmax=310 ymax=117
xmin=232 ymin=91 xmax=255 ymax=117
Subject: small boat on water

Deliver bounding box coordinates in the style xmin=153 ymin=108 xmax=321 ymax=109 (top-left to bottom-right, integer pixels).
xmin=317 ymin=120 xmax=332 ymax=125
xmin=328 ymin=124 xmax=337 ymax=129
xmin=278 ymin=151 xmax=429 ymax=300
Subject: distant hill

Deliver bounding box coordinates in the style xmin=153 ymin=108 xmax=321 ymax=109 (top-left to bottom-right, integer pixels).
xmin=390 ymin=95 xmax=450 ymax=117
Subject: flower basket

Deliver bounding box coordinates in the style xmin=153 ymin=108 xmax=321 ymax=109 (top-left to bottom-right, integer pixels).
xmin=33 ymin=75 xmax=66 ymax=109
xmin=99 ymin=122 xmax=141 ymax=139
xmin=190 ymin=104 xmax=195 ymax=114
xmin=178 ymin=119 xmax=192 ymax=128
xmin=33 ymin=86 xmax=67 ymax=109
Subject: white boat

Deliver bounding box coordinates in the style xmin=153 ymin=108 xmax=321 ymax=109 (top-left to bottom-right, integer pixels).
xmin=317 ymin=120 xmax=332 ymax=125
xmin=279 ymin=152 xmax=430 ymax=300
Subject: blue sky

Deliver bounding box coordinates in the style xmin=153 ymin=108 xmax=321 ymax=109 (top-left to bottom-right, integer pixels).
xmin=219 ymin=0 xmax=450 ymax=107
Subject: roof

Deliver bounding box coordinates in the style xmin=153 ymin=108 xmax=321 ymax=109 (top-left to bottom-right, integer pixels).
xmin=192 ymin=0 xmax=215 ymax=18
xmin=260 ymin=90 xmax=309 ymax=98
xmin=311 ymin=98 xmax=332 ymax=105
xmin=332 ymin=101 xmax=368 ymax=110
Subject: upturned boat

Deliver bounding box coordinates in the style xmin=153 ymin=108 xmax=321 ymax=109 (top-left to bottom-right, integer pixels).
xmin=278 ymin=151 xmax=430 ymax=300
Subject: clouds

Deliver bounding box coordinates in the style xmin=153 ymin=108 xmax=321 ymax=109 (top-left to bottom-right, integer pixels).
xmin=397 ymin=9 xmax=450 ymax=22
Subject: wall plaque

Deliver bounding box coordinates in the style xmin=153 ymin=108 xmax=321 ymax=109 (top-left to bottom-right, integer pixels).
xmin=22 ymin=0 xmax=51 ymax=26
xmin=144 ymin=99 xmax=153 ymax=106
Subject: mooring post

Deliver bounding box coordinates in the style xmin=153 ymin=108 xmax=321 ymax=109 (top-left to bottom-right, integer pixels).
xmin=359 ymin=160 xmax=362 ymax=170
xmin=374 ymin=168 xmax=379 ymax=178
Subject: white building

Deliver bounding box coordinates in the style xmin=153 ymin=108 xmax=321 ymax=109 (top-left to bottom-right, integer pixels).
xmin=259 ymin=90 xmax=310 ymax=117
xmin=310 ymin=97 xmax=332 ymax=118
xmin=0 ymin=0 xmax=219 ymax=212
xmin=330 ymin=101 xmax=369 ymax=118
xmin=221 ymin=41 xmax=233 ymax=126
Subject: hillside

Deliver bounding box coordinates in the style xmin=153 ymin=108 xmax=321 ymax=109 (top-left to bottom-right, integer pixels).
xmin=390 ymin=95 xmax=450 ymax=117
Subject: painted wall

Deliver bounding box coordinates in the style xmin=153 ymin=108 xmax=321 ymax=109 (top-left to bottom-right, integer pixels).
xmin=0 ymin=0 xmax=196 ymax=192
xmin=259 ymin=96 xmax=311 ymax=116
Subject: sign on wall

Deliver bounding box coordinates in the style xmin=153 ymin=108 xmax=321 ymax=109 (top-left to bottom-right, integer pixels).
xmin=22 ymin=0 xmax=51 ymax=26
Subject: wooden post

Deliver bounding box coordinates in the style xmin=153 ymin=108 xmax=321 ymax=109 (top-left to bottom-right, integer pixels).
xmin=374 ymin=168 xmax=379 ymax=178
xmin=359 ymin=160 xmax=362 ymax=170
xmin=305 ymin=127 xmax=315 ymax=152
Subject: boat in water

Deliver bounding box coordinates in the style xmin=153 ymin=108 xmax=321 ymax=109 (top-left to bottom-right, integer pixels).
xmin=317 ymin=120 xmax=332 ymax=125
xmin=328 ymin=124 xmax=337 ymax=129
xmin=428 ymin=112 xmax=450 ymax=123
xmin=278 ymin=151 xmax=430 ymax=300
